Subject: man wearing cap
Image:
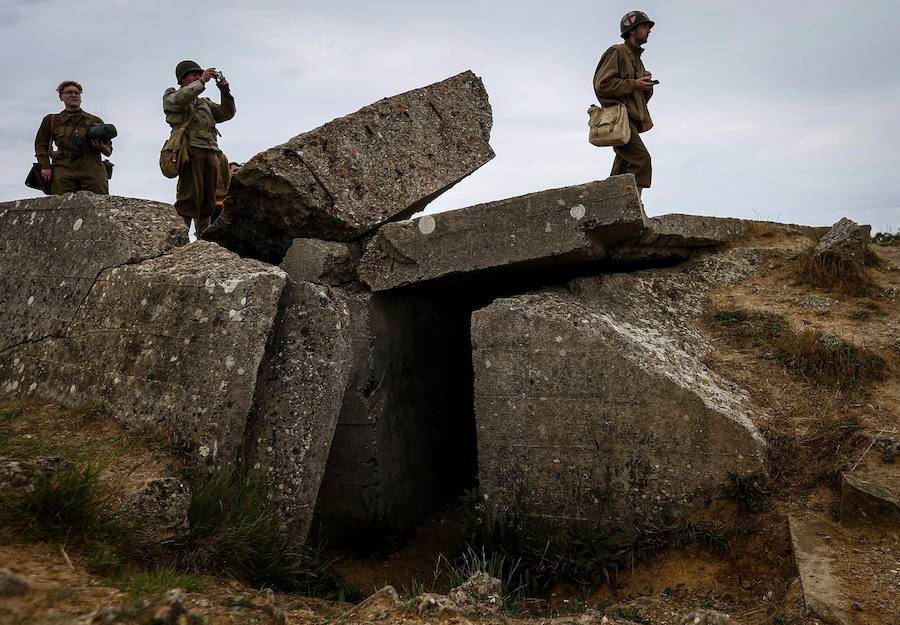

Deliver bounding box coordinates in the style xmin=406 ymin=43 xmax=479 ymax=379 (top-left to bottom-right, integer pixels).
xmin=34 ymin=81 xmax=112 ymax=195
xmin=593 ymin=10 xmax=656 ymax=198
xmin=163 ymin=61 xmax=235 ymax=235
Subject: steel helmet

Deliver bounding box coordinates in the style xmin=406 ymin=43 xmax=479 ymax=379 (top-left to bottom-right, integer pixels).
xmin=175 ymin=60 xmax=203 ymax=83
xmin=620 ymin=10 xmax=655 ymax=38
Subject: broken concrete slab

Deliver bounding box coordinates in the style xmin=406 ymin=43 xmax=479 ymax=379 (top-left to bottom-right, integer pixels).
xmin=840 ymin=472 xmax=900 ymax=527
xmin=205 ymin=71 xmax=495 ymax=262
xmin=0 ymin=192 xmax=185 ymax=353
xmin=313 ymin=288 xmax=476 ymax=534
xmin=788 ymin=514 xmax=853 ymax=625
xmin=280 ymin=238 xmax=360 ymax=286
xmin=814 ymin=218 xmax=871 ymax=262
xmin=358 ymin=175 xmax=646 ymax=291
xmin=0 ymin=240 xmax=286 ymax=473
xmin=471 ymin=248 xmax=768 ymax=529
xmin=244 ymin=279 xmax=354 ymax=540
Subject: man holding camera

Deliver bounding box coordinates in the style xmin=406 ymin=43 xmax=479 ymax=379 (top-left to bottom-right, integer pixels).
xmin=34 ymin=80 xmax=113 ymax=195
xmin=594 ymin=11 xmax=656 ymax=198
xmin=164 ymin=60 xmax=236 ymax=235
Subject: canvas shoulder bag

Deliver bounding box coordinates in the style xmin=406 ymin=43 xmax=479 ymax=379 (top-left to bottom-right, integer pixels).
xmin=587 ymin=103 xmax=631 ymax=147
xmin=25 ymin=114 xmax=55 ymax=195
xmin=159 ymin=113 xmax=192 ymax=179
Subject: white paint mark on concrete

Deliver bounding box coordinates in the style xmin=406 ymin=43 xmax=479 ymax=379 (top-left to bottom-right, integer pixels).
xmin=69 ymin=384 xmax=76 ymax=394
xmin=27 ymin=296 xmax=34 ymax=306
xmin=224 ymin=356 xmax=235 ymax=370
xmin=545 ymin=222 xmax=552 ymax=233
xmin=418 ymin=215 xmax=436 ymax=235
xmin=485 ymin=359 xmax=492 ymax=369
xmin=569 ymin=204 xmax=586 ymax=220
xmin=223 ymin=279 xmax=240 ymax=293
xmin=72 ymin=218 xmax=83 ymax=231
xmin=556 ymin=199 xmax=566 ymax=206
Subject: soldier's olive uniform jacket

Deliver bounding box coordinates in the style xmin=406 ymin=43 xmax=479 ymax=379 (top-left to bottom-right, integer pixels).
xmin=162 ymin=80 xmax=235 ymax=151
xmin=594 ymin=41 xmax=654 ymax=133
xmin=34 ymin=109 xmax=106 ymax=170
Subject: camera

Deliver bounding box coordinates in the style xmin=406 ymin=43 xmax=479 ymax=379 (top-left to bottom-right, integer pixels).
xmin=213 ymin=70 xmax=224 ymax=82
xmin=87 ymin=123 xmax=118 ymax=144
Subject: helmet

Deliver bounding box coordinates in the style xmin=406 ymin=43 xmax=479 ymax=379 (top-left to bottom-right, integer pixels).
xmin=620 ymin=10 xmax=655 ymax=38
xmin=175 ymin=60 xmax=203 ymax=83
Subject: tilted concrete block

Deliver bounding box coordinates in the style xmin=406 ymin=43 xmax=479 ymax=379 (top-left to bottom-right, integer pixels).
xmin=472 ymin=249 xmax=768 ymax=529
xmin=205 ymin=71 xmax=495 ymax=262
xmin=358 ymin=175 xmax=646 ymax=291
xmin=244 ymin=279 xmax=355 ymax=540
xmin=0 ymin=201 xmax=286 ymax=473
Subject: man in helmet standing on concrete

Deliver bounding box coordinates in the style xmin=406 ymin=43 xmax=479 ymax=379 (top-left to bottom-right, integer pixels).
xmin=164 ymin=60 xmax=236 ymax=235
xmin=594 ymin=10 xmax=656 ymax=199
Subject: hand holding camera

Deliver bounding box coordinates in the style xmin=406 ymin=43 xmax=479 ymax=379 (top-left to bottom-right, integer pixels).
xmin=214 ymin=70 xmax=230 ymax=93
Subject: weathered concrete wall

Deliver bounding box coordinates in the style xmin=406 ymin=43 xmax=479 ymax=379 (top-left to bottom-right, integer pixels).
xmin=0 ymin=194 xmax=286 ymax=472
xmin=244 ymin=279 xmax=355 ymax=540
xmin=314 ymin=289 xmax=476 ymax=533
xmin=281 ymin=238 xmax=361 ymax=286
xmin=358 ymin=175 xmax=646 ymax=291
xmin=205 ymin=71 xmax=495 ymax=262
xmin=0 ymin=193 xmax=185 ymax=353
xmin=472 ymin=249 xmax=768 ymax=528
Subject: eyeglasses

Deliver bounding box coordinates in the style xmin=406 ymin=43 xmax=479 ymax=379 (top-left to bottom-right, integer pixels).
xmin=62 ymin=90 xmax=82 ymax=96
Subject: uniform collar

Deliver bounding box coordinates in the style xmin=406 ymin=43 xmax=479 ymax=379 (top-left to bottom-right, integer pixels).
xmin=60 ymin=108 xmax=84 ymax=114
xmin=625 ymin=40 xmax=644 ymax=57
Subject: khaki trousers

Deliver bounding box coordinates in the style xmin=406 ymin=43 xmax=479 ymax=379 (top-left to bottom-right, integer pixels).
xmin=175 ymin=147 xmax=219 ymax=235
xmin=611 ymin=124 xmax=652 ymax=188
xmin=50 ymin=159 xmax=108 ymax=195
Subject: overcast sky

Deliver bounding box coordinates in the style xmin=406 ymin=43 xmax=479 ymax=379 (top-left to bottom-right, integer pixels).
xmin=2 ymin=0 xmax=898 ymax=231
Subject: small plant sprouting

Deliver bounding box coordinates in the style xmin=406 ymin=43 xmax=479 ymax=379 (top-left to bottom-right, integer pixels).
xmin=724 ymin=472 xmax=770 ymax=513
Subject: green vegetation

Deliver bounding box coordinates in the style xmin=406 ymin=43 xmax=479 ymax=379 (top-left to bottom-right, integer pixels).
xmin=723 ymin=472 xmax=770 ymax=513
xmin=452 ymin=489 xmax=730 ymax=599
xmin=10 ymin=460 xmax=121 ymax=543
xmin=872 ymin=231 xmax=899 ymax=246
xmin=116 ymin=566 xmax=203 ymax=595
xmin=714 ymin=309 xmax=888 ymax=391
xmin=183 ymin=470 xmax=355 ymax=599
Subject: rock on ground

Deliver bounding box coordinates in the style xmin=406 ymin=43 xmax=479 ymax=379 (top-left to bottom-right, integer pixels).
xmin=0 ymin=456 xmax=72 ymax=495
xmin=449 ymin=572 xmax=503 ymax=615
xmin=472 ymin=249 xmax=767 ymax=528
xmin=205 ymin=70 xmax=495 ymax=262
xmin=0 ymin=568 xmax=30 ymax=597
xmin=358 ymin=175 xmax=646 ymax=291
xmin=119 ymin=477 xmax=191 ymax=545
xmin=813 ymin=217 xmax=870 ymax=262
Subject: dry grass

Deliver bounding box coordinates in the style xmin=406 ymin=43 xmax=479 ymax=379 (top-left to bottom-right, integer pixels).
xmin=714 ymin=309 xmax=888 ymax=392
xmin=793 ymin=250 xmax=878 ymax=296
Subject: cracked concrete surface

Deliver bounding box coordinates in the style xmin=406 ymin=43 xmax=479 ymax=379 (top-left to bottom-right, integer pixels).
xmin=0 ymin=194 xmax=286 ymax=474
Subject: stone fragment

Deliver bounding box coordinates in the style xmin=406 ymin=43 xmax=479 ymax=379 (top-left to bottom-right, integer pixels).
xmin=280 ymin=238 xmax=360 ymax=286
xmin=336 ymin=586 xmax=402 ymax=624
xmin=813 ymin=217 xmax=870 ymax=262
xmin=840 ymin=472 xmax=900 ymax=527
xmin=449 ymin=572 xmax=503 ymax=615
xmin=471 ymin=249 xmax=767 ymax=529
xmin=0 ymin=456 xmax=72 ymax=495
xmin=788 ymin=514 xmax=853 ymax=625
xmin=205 ymin=71 xmax=495 ymax=261
xmin=0 ymin=192 xmax=185 ymax=354
xmin=313 ymin=288 xmax=476 ymax=534
xmin=120 ymin=477 xmax=191 ymax=544
xmin=679 ymin=609 xmax=738 ymax=625
xmin=0 ymin=568 xmax=30 ymax=597
xmin=0 ymin=240 xmax=286 ymax=473
xmin=358 ymin=175 xmax=646 ymax=291
xmin=416 ymin=593 xmax=462 ymax=616
xmin=244 ymin=279 xmax=354 ymax=540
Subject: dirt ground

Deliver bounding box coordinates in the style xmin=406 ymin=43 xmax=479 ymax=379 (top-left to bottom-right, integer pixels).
xmin=1 ymin=233 xmax=897 ymax=625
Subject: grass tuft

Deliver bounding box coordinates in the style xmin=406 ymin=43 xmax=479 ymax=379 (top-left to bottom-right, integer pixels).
xmin=11 ymin=460 xmax=121 ymax=542
xmin=723 ymin=472 xmax=770 ymax=512
xmin=713 ymin=308 xmax=888 ymax=392
xmin=183 ymin=470 xmax=354 ymax=599
xmin=793 ymin=251 xmax=877 ymax=295
xmin=117 ymin=566 xmax=202 ymax=595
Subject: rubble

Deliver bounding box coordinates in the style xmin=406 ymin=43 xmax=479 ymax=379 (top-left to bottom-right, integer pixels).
xmin=813 ymin=217 xmax=870 ymax=262
xmin=0 ymin=456 xmax=72 ymax=495
xmin=204 ymin=71 xmax=495 ymax=262
xmin=281 ymin=238 xmax=360 ymax=286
